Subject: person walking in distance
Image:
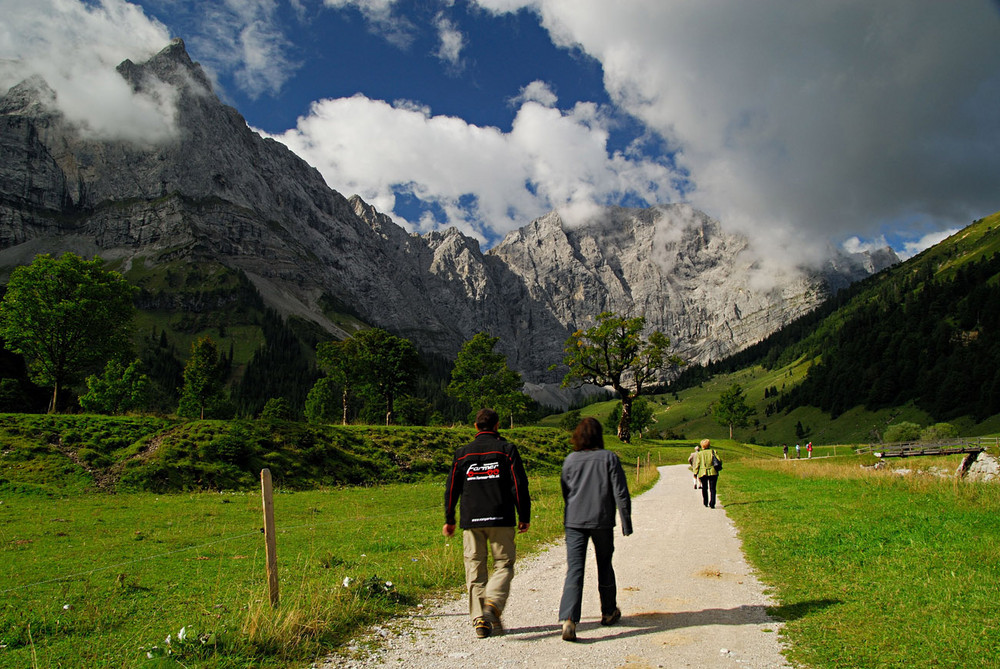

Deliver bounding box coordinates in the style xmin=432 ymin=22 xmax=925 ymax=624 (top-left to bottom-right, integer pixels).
xmin=687 ymin=444 xmax=700 ymax=489
xmin=443 ymin=408 xmax=531 ymax=639
xmin=795 ymin=443 xmax=801 ymax=458
xmin=694 ymin=438 xmax=721 ymax=509
xmin=783 ymin=443 xmax=788 ymax=459
xmin=558 ymin=417 xmax=633 ymax=641
xmin=807 ymin=442 xmax=813 ymax=458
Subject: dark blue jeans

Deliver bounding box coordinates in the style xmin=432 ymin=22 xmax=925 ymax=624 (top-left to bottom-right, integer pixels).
xmin=558 ymin=526 xmax=617 ymax=623
xmin=700 ymin=474 xmax=718 ymax=508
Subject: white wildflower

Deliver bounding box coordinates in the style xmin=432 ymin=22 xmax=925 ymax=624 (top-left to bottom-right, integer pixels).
xmin=342 ymin=576 xmax=353 ymax=588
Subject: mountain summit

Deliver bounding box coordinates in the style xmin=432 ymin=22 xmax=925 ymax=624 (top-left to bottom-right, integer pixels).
xmin=0 ymin=40 xmax=895 ymax=389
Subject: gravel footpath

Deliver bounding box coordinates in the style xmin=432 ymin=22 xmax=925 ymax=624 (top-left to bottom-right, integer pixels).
xmin=320 ymin=465 xmax=791 ymax=668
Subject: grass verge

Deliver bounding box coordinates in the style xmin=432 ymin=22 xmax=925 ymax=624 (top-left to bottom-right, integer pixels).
xmin=724 ymin=456 xmax=1000 ymax=668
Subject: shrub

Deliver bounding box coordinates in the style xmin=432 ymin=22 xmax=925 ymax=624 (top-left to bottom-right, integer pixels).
xmin=559 ymin=409 xmax=582 ymax=432
xmin=920 ymin=422 xmax=958 ymax=442
xmin=261 ymin=398 xmax=293 ymax=421
xmin=883 ymin=421 xmax=922 ymax=442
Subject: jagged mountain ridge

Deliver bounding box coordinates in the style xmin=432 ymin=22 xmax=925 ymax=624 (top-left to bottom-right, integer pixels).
xmin=0 ymin=39 xmax=895 ymax=390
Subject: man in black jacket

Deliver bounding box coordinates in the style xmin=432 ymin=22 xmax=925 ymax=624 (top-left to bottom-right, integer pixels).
xmin=443 ymin=408 xmax=531 ymax=639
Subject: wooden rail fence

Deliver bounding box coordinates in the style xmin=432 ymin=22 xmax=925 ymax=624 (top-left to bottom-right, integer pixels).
xmin=857 ymin=437 xmax=999 ymax=459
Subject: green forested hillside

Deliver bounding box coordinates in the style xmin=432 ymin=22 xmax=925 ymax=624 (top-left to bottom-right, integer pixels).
xmin=669 ymin=210 xmax=1000 ymax=436
xmin=784 ymin=212 xmax=1000 ymax=420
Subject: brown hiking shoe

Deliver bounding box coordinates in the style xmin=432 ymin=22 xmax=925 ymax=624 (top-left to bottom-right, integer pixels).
xmin=561 ymin=619 xmax=576 ymax=641
xmin=474 ymin=617 xmax=492 ymax=638
xmin=601 ymin=608 xmax=621 ymax=626
xmin=483 ymin=601 xmax=504 ymax=634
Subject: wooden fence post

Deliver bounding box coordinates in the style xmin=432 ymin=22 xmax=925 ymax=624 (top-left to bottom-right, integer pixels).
xmin=636 ymin=456 xmax=641 ymax=484
xmin=261 ymin=468 xmax=279 ymax=608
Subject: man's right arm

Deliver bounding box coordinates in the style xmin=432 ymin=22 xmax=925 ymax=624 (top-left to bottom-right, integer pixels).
xmin=444 ymin=455 xmax=463 ymax=527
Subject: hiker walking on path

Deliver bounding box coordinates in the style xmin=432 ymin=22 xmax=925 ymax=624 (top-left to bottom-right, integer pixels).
xmin=783 ymin=443 xmax=788 ymax=459
xmin=687 ymin=444 xmax=700 ymax=488
xmin=557 ymin=417 xmax=633 ymax=642
xmin=694 ymin=438 xmax=721 ymax=509
xmin=443 ymin=408 xmax=531 ymax=639
xmin=795 ymin=443 xmax=801 ymax=458
xmin=807 ymin=442 xmax=813 ymax=458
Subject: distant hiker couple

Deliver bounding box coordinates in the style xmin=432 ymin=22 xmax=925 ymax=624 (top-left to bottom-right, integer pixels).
xmin=444 ymin=411 xmax=632 ymax=641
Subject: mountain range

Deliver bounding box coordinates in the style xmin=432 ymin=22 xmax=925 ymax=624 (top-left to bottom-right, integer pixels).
xmin=0 ymin=39 xmax=897 ymax=401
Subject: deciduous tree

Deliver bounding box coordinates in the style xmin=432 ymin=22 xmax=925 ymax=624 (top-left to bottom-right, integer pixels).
xmin=353 ymin=328 xmax=422 ymax=426
xmin=447 ymin=332 xmax=527 ymax=427
xmin=711 ymin=383 xmax=756 ymax=439
xmin=304 ymin=377 xmax=339 ymax=424
xmin=0 ymin=253 xmax=136 ymax=412
xmin=559 ymin=312 xmax=682 ymax=443
xmin=316 ymin=338 xmax=362 ymax=425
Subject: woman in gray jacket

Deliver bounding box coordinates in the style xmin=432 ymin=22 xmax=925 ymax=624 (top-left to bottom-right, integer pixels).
xmin=558 ymin=417 xmax=633 ymax=641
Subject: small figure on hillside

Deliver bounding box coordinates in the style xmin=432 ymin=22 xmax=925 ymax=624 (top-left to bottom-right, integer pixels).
xmin=443 ymin=408 xmax=531 ymax=639
xmin=694 ymin=438 xmax=721 ymax=509
xmin=783 ymin=443 xmax=788 ymax=459
xmin=807 ymin=442 xmax=813 ymax=458
xmin=558 ymin=417 xmax=632 ymax=642
xmin=688 ymin=445 xmax=700 ymax=488
xmin=795 ymin=443 xmax=801 ymax=458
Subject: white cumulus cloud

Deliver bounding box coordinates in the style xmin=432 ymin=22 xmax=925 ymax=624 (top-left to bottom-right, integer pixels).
xmin=0 ymin=0 xmax=176 ymax=142
xmin=474 ymin=0 xmax=1000 ymax=257
xmin=264 ymin=92 xmax=677 ymax=242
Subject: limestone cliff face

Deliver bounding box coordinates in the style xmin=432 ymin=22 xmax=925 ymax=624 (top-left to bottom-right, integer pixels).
xmin=0 ymin=40 xmax=895 ymax=387
xmin=483 ymin=206 xmax=863 ymax=379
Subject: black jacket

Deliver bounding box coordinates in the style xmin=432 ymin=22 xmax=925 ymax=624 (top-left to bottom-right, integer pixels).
xmin=444 ymin=431 xmax=531 ymax=529
xmin=561 ymin=449 xmax=632 ymax=535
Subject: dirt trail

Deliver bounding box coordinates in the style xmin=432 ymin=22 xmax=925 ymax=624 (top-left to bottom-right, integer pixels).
xmin=324 ymin=465 xmax=791 ymax=668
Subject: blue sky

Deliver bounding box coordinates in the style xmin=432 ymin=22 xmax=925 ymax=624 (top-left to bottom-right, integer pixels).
xmin=2 ymin=0 xmax=999 ymax=263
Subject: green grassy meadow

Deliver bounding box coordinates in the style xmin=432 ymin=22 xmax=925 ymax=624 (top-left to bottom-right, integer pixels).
xmin=724 ymin=455 xmax=1000 ymax=668
xmin=5 ymin=401 xmax=1000 ymax=668
xmin=0 ymin=430 xmax=666 ymax=668
xmin=0 ymin=479 xmax=551 ymax=667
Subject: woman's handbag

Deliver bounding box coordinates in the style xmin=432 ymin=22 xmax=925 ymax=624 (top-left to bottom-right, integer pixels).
xmin=711 ymin=451 xmax=723 ymax=471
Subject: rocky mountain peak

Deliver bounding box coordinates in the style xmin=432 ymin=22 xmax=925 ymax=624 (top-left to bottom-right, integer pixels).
xmin=0 ymin=76 xmax=57 ymax=117
xmin=116 ymin=38 xmax=212 ymax=96
xmin=0 ymin=40 xmax=897 ymax=398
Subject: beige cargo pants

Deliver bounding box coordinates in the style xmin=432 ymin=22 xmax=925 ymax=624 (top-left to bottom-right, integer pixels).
xmin=462 ymin=526 xmax=516 ymax=621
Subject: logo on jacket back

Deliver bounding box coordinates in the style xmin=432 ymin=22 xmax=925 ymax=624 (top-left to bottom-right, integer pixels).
xmin=466 ymin=462 xmax=500 ymax=480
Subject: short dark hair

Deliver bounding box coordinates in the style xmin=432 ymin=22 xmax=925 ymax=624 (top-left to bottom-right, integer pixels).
xmin=571 ymin=417 xmax=604 ymax=451
xmin=475 ymin=408 xmax=499 ymax=430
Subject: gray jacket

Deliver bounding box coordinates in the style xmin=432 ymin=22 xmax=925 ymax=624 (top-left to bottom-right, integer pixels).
xmin=561 ymin=449 xmax=632 ymax=535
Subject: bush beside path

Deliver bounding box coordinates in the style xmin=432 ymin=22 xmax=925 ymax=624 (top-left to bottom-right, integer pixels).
xmin=324 ymin=464 xmax=790 ymax=668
